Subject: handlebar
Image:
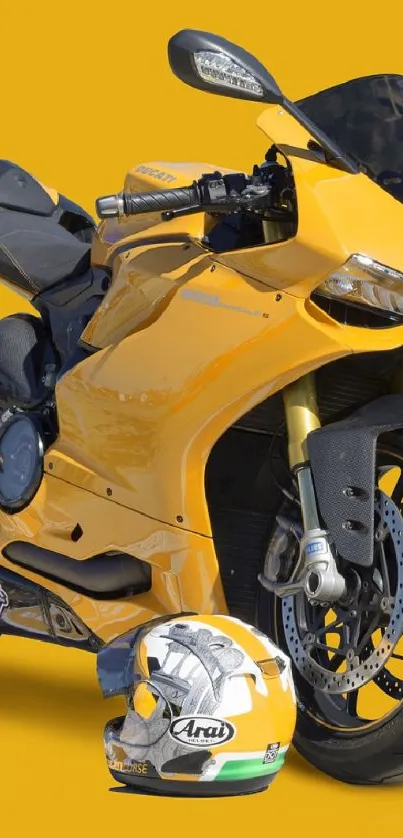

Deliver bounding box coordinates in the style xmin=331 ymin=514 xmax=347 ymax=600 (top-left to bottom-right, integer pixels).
xmin=96 ymin=185 xmax=200 ymax=219
xmin=95 ymin=167 xmax=289 ymax=222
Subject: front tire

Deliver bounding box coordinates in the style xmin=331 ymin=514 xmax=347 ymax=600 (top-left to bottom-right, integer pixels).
xmin=257 ymin=436 xmax=403 ymax=785
xmin=293 ymin=698 xmax=403 ymax=785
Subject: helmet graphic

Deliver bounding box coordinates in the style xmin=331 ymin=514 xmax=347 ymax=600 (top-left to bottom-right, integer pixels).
xmin=101 ymin=615 xmax=296 ymax=797
xmin=0 ymin=583 xmax=8 ymax=618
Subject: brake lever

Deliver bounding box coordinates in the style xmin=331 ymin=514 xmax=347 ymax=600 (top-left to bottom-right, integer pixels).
xmin=161 ymin=204 xmax=206 ymax=221
xmin=161 ymin=201 xmax=241 ymax=222
xmin=162 ymin=191 xmax=272 ymax=222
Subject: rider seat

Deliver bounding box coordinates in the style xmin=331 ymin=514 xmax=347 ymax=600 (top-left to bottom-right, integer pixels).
xmin=0 ymin=161 xmax=91 ymax=296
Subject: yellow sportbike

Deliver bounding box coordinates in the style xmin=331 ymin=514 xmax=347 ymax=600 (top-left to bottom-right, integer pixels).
xmin=1 ymin=29 xmax=403 ymax=786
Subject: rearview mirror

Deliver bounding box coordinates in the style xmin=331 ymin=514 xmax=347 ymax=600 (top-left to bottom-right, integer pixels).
xmin=167 ymin=28 xmax=359 ymax=176
xmin=168 ymin=29 xmax=284 ymax=105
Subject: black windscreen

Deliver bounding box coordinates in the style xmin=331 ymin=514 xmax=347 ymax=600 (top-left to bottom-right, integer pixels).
xmin=297 ymin=74 xmax=403 ymax=200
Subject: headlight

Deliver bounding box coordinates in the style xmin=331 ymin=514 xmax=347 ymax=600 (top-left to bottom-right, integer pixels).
xmin=315 ymin=254 xmax=403 ymax=318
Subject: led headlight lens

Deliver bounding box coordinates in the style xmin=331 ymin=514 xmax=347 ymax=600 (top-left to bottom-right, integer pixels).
xmin=316 ymin=254 xmax=403 ymax=317
xmin=193 ymin=51 xmax=264 ymax=97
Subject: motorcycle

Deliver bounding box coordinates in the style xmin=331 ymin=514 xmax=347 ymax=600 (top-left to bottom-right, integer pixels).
xmin=1 ymin=27 xmax=403 ymax=786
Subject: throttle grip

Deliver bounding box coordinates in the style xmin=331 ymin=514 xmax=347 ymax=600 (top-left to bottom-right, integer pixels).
xmin=96 ymin=185 xmax=199 ymax=218
xmin=124 ymin=186 xmax=199 ymax=215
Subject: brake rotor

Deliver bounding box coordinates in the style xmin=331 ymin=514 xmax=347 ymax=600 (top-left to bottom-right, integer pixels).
xmin=373 ymin=666 xmax=403 ymax=699
xmin=282 ymin=490 xmax=403 ymax=695
xmin=363 ymin=636 xmax=403 ymax=700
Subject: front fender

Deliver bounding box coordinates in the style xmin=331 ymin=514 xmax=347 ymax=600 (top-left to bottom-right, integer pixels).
xmin=307 ymin=395 xmax=403 ymax=566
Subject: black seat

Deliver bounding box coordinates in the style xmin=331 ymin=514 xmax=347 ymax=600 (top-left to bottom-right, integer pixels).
xmin=0 ymin=160 xmax=92 ymax=296
xmin=0 ymin=208 xmax=91 ymax=295
xmin=0 ymin=159 xmax=56 ymax=216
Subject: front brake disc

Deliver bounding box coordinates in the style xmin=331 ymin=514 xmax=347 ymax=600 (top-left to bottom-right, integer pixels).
xmin=362 ymin=635 xmax=403 ymax=700
xmin=282 ymin=490 xmax=403 ymax=695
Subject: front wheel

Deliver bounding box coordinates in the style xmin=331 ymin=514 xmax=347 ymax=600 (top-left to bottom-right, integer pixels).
xmin=257 ymin=436 xmax=403 ymax=785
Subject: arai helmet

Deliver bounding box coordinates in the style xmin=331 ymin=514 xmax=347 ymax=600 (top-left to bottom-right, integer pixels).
xmin=101 ymin=614 xmax=296 ymax=797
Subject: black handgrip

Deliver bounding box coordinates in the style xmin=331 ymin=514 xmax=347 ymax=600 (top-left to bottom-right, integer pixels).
xmin=124 ymin=186 xmax=199 ymax=215
xmin=96 ymin=185 xmax=200 ymax=219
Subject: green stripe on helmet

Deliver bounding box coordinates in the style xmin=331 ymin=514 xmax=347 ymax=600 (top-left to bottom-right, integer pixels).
xmin=216 ymin=752 xmax=285 ymax=781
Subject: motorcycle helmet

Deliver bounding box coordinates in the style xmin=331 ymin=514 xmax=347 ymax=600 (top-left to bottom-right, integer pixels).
xmin=102 ymin=614 xmax=296 ymax=797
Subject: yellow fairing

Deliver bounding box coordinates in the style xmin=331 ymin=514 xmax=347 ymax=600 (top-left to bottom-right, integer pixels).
xmin=45 ymin=275 xmax=403 ymax=536
xmin=0 ymin=476 xmax=227 ymax=642
xmin=2 ymin=107 xmax=403 ymax=642
xmin=219 ymin=106 xmax=403 ymax=290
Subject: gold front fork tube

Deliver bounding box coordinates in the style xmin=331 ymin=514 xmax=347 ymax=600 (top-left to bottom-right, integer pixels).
xmin=283 ymin=372 xmax=321 ymax=470
xmin=283 ymin=373 xmax=322 ymax=533
xmin=262 ymin=220 xmax=283 ymax=244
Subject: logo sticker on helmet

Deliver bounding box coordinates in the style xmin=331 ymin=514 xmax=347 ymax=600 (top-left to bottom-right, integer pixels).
xmin=0 ymin=584 xmax=8 ymax=618
xmin=169 ymin=716 xmax=235 ymax=747
xmin=263 ymin=742 xmax=280 ymax=764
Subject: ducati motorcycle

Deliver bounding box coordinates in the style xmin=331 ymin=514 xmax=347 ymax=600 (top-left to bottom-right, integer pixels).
xmin=1 ymin=28 xmax=403 ymax=786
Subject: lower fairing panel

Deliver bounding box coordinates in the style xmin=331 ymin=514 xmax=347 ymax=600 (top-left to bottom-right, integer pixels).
xmin=0 ymin=565 xmax=102 ymax=652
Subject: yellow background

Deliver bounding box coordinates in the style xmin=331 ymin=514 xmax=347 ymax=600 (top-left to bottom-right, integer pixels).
xmin=2 ymin=0 xmax=403 ymax=834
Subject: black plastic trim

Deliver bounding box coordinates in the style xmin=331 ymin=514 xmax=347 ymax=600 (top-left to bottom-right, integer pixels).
xmin=2 ymin=542 xmax=151 ymax=599
xmin=0 ymin=564 xmax=102 ymax=651
xmin=54 ymin=192 xmax=95 ymax=230
xmin=34 ymin=267 xmax=110 ymax=366
xmin=311 ymin=292 xmax=403 ymax=329
xmin=307 ymin=394 xmax=403 ymax=566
